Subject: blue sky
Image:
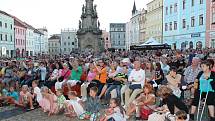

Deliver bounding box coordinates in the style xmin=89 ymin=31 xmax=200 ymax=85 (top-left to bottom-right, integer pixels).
xmin=0 ymin=0 xmax=151 ymax=35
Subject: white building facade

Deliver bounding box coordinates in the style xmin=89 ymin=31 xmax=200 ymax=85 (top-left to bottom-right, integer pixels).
xmin=61 ymin=29 xmax=78 ymax=55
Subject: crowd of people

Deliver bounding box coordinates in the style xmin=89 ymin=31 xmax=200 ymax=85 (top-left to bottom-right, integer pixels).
xmin=0 ymin=48 xmax=215 ymax=121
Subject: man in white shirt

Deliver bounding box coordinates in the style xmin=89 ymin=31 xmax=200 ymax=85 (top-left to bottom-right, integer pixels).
xmin=124 ymin=61 xmax=145 ymax=106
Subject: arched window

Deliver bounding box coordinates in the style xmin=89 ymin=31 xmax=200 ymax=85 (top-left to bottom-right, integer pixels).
xmin=189 ymin=41 xmax=193 ymax=49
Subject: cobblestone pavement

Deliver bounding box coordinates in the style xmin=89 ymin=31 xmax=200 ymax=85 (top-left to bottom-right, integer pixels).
xmin=1 ymin=108 xmax=86 ymax=121
xmin=0 ymin=107 xmax=136 ymax=121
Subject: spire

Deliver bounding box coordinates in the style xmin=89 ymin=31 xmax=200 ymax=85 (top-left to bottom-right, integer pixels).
xmin=132 ymin=0 xmax=137 ymax=15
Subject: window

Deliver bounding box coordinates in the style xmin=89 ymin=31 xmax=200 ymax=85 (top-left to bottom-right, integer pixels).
xmin=10 ymin=24 xmax=12 ymax=30
xmin=165 ymin=7 xmax=168 ymax=15
xmin=212 ymin=13 xmax=215 ymax=24
xmin=10 ymin=35 xmax=12 ymax=41
xmin=5 ymin=34 xmax=7 ymax=41
xmin=174 ymin=3 xmax=178 ymax=12
xmin=0 ymin=21 xmax=2 ymax=27
xmin=174 ymin=21 xmax=177 ymax=30
xmin=72 ymin=42 xmax=74 ymax=45
xmin=64 ymin=42 xmax=66 ymax=46
xmin=118 ymin=41 xmax=120 ymax=45
xmin=183 ymin=19 xmax=186 ymax=28
xmin=5 ymin=23 xmax=7 ymax=28
xmin=199 ymin=14 xmax=203 ymax=25
xmin=169 ymin=22 xmax=172 ymax=30
xmin=192 ymin=0 xmax=194 ymax=6
xmin=0 ymin=34 xmax=2 ymax=41
xmin=118 ymin=35 xmax=120 ymax=39
xmin=200 ymin=0 xmax=203 ymax=4
xmin=68 ymin=42 xmax=70 ymax=45
xmin=212 ymin=39 xmax=215 ymax=48
xmin=68 ymin=36 xmax=70 ymax=39
xmin=183 ymin=0 xmax=186 ymax=10
xmin=191 ymin=16 xmax=195 ymax=27
xmin=170 ymin=5 xmax=173 ymax=14
xmin=165 ymin=23 xmax=168 ymax=31
xmin=64 ymin=48 xmax=66 ymax=51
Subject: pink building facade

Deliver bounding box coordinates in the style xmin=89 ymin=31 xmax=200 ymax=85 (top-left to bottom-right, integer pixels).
xmin=206 ymin=0 xmax=215 ymax=48
xmin=102 ymin=30 xmax=111 ymax=49
xmin=14 ymin=17 xmax=27 ymax=57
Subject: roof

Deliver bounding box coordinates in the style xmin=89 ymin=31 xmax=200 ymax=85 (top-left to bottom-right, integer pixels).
xmin=13 ymin=16 xmax=27 ymax=28
xmin=48 ymin=34 xmax=61 ymax=40
xmin=34 ymin=29 xmax=44 ymax=35
xmin=23 ymin=22 xmax=35 ymax=30
xmin=0 ymin=10 xmax=13 ymax=18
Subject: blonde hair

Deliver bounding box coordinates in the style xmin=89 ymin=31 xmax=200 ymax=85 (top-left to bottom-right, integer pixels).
xmin=157 ymin=85 xmax=173 ymax=98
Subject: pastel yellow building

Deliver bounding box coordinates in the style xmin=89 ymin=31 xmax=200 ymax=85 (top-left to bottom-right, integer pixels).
xmin=145 ymin=0 xmax=163 ymax=43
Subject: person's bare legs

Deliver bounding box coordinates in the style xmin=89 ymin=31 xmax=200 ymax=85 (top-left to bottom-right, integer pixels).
xmin=28 ymin=96 xmax=34 ymax=109
xmin=208 ymin=105 xmax=214 ymax=118
xmin=126 ymin=103 xmax=136 ymax=116
xmin=99 ymin=85 xmax=107 ymax=98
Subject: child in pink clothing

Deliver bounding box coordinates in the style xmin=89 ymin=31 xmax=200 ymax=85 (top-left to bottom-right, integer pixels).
xmin=19 ymin=85 xmax=34 ymax=110
xmin=39 ymin=86 xmax=58 ymax=116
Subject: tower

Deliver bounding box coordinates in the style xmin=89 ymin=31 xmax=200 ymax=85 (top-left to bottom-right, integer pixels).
xmin=77 ymin=0 xmax=103 ymax=52
xmin=132 ymin=0 xmax=137 ymax=15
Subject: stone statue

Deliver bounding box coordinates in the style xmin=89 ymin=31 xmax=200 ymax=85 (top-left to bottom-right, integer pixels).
xmin=98 ymin=21 xmax=100 ymax=28
xmin=82 ymin=5 xmax=85 ymax=13
xmin=94 ymin=5 xmax=97 ymax=14
xmin=79 ymin=20 xmax=82 ymax=29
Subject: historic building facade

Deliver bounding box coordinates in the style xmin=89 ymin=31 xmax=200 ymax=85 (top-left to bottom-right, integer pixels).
xmin=139 ymin=8 xmax=147 ymax=44
xmin=109 ymin=23 xmax=126 ymax=50
xmin=102 ymin=30 xmax=111 ymax=50
xmin=163 ymin=0 xmax=215 ymax=49
xmin=0 ymin=10 xmax=15 ymax=57
xmin=61 ymin=29 xmax=78 ymax=55
xmin=14 ymin=17 xmax=27 ymax=57
xmin=145 ymin=0 xmax=163 ymax=43
xmin=126 ymin=1 xmax=141 ymax=50
xmin=48 ymin=34 xmax=61 ymax=56
xmin=206 ymin=0 xmax=215 ymax=48
xmin=77 ymin=0 xmax=103 ymax=52
xmin=38 ymin=28 xmax=48 ymax=54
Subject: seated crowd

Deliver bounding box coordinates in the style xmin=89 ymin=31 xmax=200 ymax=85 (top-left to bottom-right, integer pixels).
xmin=0 ymin=49 xmax=215 ymax=121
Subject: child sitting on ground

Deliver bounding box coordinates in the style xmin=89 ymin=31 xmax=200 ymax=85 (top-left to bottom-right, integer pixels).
xmin=19 ymin=85 xmax=34 ymax=110
xmin=83 ymin=86 xmax=101 ymax=120
xmin=100 ymin=98 xmax=126 ymax=121
xmin=6 ymin=86 xmax=19 ymax=104
xmin=32 ymin=80 xmax=42 ymax=104
xmin=39 ymin=86 xmax=58 ymax=116
xmin=56 ymin=89 xmax=66 ymax=113
xmin=176 ymin=110 xmax=188 ymax=121
xmin=64 ymin=91 xmax=85 ymax=119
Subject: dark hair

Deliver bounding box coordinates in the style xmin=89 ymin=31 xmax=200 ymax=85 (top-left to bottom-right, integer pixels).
xmin=90 ymin=86 xmax=98 ymax=93
xmin=207 ymin=59 xmax=214 ymax=68
xmin=110 ymin=98 xmax=125 ymax=116
xmin=201 ymin=60 xmax=212 ymax=69
xmin=170 ymin=66 xmax=177 ymax=72
xmin=176 ymin=110 xmax=187 ymax=120
xmin=56 ymin=62 xmax=63 ymax=69
xmin=156 ymin=62 xmax=161 ymax=70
